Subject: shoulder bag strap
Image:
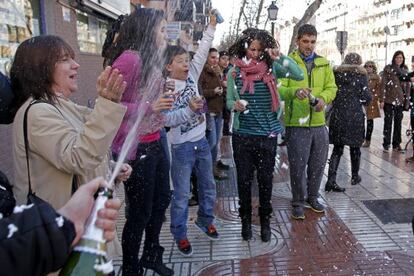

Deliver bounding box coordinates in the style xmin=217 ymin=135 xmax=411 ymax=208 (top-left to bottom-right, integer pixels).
xmin=23 ymin=100 xmax=65 ymax=196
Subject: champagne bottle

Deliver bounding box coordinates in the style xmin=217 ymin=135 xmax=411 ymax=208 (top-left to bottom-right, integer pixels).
xmin=308 ymin=93 xmax=319 ymax=107
xmin=59 ymin=187 xmax=114 ymax=276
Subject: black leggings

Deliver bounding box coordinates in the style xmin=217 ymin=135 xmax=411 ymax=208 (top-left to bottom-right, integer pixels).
xmin=365 ymin=119 xmax=374 ymax=141
xmin=122 ymin=141 xmax=171 ymax=275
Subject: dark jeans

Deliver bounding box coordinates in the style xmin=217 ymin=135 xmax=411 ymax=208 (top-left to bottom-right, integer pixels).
xmin=383 ymin=103 xmax=403 ymax=148
xmin=232 ymin=134 xmax=277 ymax=219
xmin=122 ymin=140 xmax=171 ymax=275
xmin=365 ymin=119 xmax=374 ymax=141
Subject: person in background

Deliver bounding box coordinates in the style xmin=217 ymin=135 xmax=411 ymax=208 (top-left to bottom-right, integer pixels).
xmin=0 ymin=177 xmax=121 ymax=276
xmin=219 ymin=50 xmax=232 ymax=137
xmin=279 ymin=24 xmax=337 ymax=219
xmin=380 ymin=50 xmax=413 ymax=153
xmin=362 ymin=61 xmax=381 ymax=148
xmin=199 ymin=48 xmax=228 ymax=180
xmin=326 ymin=53 xmax=371 ymax=191
xmin=0 ymin=71 xmax=15 ymax=124
xmin=227 ymin=28 xmax=304 ymax=242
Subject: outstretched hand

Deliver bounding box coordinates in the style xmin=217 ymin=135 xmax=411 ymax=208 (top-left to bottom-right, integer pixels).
xmin=209 ymin=11 xmax=217 ymax=27
xmin=265 ymin=48 xmax=281 ymax=60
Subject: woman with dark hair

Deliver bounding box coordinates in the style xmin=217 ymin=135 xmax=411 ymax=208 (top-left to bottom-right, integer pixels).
xmin=380 ymin=50 xmax=414 ymax=152
xmin=362 ymin=61 xmax=381 ymax=147
xmin=227 ymin=28 xmax=303 ymax=242
xmin=10 ymin=35 xmax=130 ymax=260
xmin=326 ymin=53 xmax=371 ymax=191
xmin=108 ymin=8 xmax=195 ymax=276
xmin=11 ymin=35 xmax=128 ymax=208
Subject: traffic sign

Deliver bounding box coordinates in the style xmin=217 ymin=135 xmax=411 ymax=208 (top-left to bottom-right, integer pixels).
xmin=336 ymin=31 xmax=348 ymax=55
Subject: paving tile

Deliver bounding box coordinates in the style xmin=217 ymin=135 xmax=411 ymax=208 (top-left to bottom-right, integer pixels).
xmin=113 ymin=118 xmax=414 ymax=275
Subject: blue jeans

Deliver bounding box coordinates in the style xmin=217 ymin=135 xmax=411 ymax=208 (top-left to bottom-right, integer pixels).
xmin=206 ymin=113 xmax=223 ymax=162
xmin=170 ymin=137 xmax=216 ymax=241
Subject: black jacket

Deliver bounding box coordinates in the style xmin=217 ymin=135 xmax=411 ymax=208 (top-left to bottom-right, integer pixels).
xmin=329 ymin=64 xmax=372 ymax=147
xmin=0 ymin=72 xmax=15 ymax=124
xmin=0 ymin=198 xmax=75 ymax=275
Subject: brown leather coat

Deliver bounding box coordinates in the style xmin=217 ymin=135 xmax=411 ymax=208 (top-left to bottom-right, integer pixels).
xmin=365 ymin=73 xmax=381 ymax=120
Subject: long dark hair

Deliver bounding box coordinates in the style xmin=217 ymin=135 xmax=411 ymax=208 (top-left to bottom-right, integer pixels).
xmin=107 ymin=8 xmax=165 ymax=86
xmin=102 ymin=14 xmax=126 ymax=67
xmin=391 ymin=50 xmax=407 ymax=69
xmin=229 ymin=28 xmax=276 ymax=69
xmin=10 ymin=35 xmax=75 ymax=109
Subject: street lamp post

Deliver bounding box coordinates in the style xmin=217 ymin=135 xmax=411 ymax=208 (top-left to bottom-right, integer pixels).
xmin=267 ymin=1 xmax=279 ymax=37
xmin=384 ymin=26 xmax=391 ymax=67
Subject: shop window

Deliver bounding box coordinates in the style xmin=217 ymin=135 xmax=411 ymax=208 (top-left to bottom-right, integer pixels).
xmin=0 ymin=0 xmax=41 ymax=75
xmin=76 ymin=11 xmax=108 ymax=54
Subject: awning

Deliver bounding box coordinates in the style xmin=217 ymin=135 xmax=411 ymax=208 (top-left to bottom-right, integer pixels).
xmin=76 ymin=0 xmax=130 ymax=19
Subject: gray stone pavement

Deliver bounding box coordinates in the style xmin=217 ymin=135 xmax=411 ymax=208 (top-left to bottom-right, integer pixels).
xmin=112 ymin=113 xmax=414 ymax=275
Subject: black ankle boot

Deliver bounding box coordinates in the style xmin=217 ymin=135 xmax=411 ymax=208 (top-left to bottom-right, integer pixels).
xmin=351 ymin=175 xmax=361 ymax=185
xmin=140 ymin=245 xmax=174 ymax=276
xmin=260 ymin=217 xmax=271 ymax=242
xmin=241 ymin=217 xmax=252 ymax=241
xmin=325 ymin=181 xmax=346 ymax=192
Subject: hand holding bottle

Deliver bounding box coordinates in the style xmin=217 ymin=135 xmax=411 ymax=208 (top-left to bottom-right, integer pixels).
xmin=313 ymin=97 xmax=325 ymax=112
xmin=296 ymin=88 xmax=311 ymax=100
xmin=190 ymin=96 xmax=207 ymax=113
xmin=58 ymin=177 xmax=121 ymax=246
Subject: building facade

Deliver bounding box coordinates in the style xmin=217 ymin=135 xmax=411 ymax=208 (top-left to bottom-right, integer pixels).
xmin=275 ymin=0 xmax=414 ymax=67
xmin=316 ymin=0 xmax=414 ymax=67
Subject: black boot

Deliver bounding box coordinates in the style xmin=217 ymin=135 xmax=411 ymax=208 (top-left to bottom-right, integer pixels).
xmin=241 ymin=216 xmax=252 ymax=241
xmin=325 ymin=181 xmax=346 ymax=192
xmin=260 ymin=216 xmax=271 ymax=242
xmin=350 ymin=148 xmax=361 ymax=186
xmin=140 ymin=245 xmax=174 ymax=276
xmin=351 ymin=175 xmax=361 ymax=185
xmin=259 ymin=208 xmax=272 ymax=242
xmin=325 ymin=152 xmax=344 ymax=192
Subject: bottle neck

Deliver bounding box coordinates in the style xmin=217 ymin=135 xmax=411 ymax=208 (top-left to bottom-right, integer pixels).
xmin=73 ymin=188 xmax=112 ymax=256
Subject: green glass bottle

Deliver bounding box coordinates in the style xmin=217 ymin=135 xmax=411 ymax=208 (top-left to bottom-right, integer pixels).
xmin=59 ymin=187 xmax=114 ymax=276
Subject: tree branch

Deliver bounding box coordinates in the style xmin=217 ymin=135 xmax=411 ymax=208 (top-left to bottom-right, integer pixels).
xmin=288 ymin=0 xmax=323 ymax=53
xmin=255 ymin=0 xmax=265 ymax=27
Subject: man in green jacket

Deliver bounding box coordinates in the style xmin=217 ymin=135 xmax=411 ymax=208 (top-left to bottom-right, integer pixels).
xmin=279 ymin=24 xmax=337 ymax=220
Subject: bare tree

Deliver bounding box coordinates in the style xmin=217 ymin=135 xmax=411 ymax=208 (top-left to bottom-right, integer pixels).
xmin=235 ymin=0 xmax=267 ymax=33
xmin=288 ymin=0 xmax=323 ymax=53
xmin=235 ymin=0 xmax=247 ymax=35
xmin=255 ymin=0 xmax=265 ymax=26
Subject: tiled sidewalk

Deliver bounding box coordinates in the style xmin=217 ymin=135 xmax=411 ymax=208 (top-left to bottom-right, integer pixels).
xmin=114 ymin=114 xmax=414 ymax=275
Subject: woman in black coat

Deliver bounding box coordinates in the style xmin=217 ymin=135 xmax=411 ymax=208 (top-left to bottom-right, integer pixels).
xmin=325 ymin=53 xmax=372 ymax=192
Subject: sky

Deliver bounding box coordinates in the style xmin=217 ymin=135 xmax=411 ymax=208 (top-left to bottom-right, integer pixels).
xmin=211 ymin=0 xmax=309 ymax=46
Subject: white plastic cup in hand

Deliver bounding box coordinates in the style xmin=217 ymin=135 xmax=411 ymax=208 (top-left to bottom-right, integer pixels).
xmin=239 ymin=99 xmax=249 ymax=114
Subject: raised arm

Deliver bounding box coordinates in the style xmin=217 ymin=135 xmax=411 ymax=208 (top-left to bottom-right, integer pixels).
xmin=273 ymin=55 xmax=304 ymax=81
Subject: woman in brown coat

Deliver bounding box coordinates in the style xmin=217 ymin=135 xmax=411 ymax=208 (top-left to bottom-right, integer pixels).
xmin=362 ymin=61 xmax=381 ymax=147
